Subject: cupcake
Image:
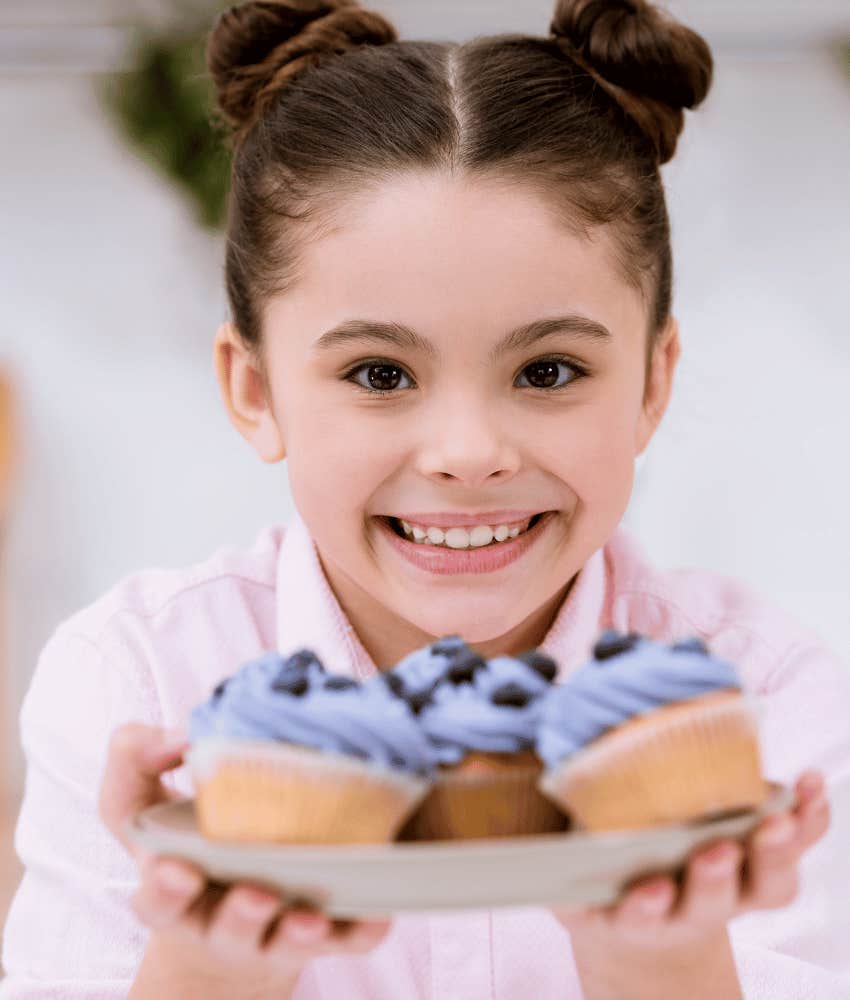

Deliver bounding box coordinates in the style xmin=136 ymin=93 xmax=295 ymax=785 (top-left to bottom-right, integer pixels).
xmin=382 ymin=634 xmax=473 ymax=710
xmin=187 ymin=649 xmax=437 ymax=844
xmin=394 ymin=644 xmax=568 ymax=840
xmin=537 ymin=631 xmax=768 ymax=831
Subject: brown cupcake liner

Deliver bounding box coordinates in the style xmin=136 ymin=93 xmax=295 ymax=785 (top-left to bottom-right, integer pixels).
xmin=538 ymin=689 xmax=768 ymax=831
xmin=187 ymin=738 xmax=429 ymax=844
xmin=399 ymin=750 xmax=568 ymax=841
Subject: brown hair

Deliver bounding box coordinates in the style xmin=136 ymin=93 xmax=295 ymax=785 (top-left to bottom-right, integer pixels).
xmin=207 ymin=0 xmax=712 ymax=368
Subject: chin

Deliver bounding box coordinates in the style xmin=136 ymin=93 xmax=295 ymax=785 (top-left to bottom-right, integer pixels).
xmin=398 ymin=601 xmax=526 ymax=646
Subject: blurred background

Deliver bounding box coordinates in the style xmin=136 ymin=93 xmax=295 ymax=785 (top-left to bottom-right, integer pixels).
xmin=0 ymin=0 xmax=848 ymax=937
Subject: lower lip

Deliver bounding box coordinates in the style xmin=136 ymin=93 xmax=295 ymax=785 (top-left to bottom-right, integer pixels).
xmin=375 ymin=512 xmax=556 ymax=575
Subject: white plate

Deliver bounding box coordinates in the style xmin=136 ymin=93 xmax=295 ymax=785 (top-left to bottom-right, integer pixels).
xmin=126 ymin=783 xmax=793 ymax=917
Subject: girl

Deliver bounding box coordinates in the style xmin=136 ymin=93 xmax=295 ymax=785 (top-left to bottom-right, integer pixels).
xmin=3 ymin=0 xmax=849 ymax=997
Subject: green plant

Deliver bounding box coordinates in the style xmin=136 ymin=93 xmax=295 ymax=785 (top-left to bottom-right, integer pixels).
xmin=99 ymin=9 xmax=231 ymax=230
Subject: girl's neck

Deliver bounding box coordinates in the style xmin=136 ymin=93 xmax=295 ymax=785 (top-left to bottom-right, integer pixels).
xmin=316 ymin=551 xmax=576 ymax=669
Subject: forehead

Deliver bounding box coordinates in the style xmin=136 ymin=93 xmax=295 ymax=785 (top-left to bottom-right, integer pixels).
xmin=266 ymin=171 xmax=646 ymax=345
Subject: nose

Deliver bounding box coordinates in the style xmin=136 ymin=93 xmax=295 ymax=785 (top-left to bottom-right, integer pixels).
xmin=415 ymin=391 xmax=521 ymax=488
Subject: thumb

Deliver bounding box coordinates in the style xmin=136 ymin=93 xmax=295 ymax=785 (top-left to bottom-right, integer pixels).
xmin=98 ymin=722 xmax=190 ymax=857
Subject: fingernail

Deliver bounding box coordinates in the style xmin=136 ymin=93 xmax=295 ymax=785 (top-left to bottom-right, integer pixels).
xmin=800 ymin=773 xmax=822 ymax=795
xmin=155 ymin=860 xmax=200 ymax=896
xmin=235 ymin=890 xmax=279 ymax=919
xmin=699 ymin=842 xmax=739 ymax=875
xmin=638 ymin=882 xmax=672 ymax=913
xmin=757 ymin=817 xmax=794 ymax=847
xmin=285 ymin=911 xmax=328 ymax=943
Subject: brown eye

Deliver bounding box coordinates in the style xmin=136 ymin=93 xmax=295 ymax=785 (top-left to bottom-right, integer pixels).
xmin=523 ymin=362 xmax=560 ymax=388
xmin=347 ymin=362 xmax=414 ymax=394
xmin=368 ymin=364 xmax=403 ymax=390
xmin=516 ymin=359 xmax=582 ymax=391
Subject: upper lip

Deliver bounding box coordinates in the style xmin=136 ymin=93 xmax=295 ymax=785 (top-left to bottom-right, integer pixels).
xmin=383 ymin=509 xmax=551 ymax=528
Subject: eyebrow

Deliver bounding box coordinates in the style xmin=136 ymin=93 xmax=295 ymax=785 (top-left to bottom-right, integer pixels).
xmin=312 ymin=315 xmax=612 ymax=362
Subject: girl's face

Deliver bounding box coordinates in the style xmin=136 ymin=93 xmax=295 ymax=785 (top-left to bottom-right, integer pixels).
xmin=216 ymin=172 xmax=679 ymax=665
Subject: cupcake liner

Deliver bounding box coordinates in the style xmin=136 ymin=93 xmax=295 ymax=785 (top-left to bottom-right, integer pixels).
xmin=399 ymin=750 xmax=568 ymax=841
xmin=188 ymin=738 xmax=429 ymax=844
xmin=538 ymin=690 xmax=768 ymax=831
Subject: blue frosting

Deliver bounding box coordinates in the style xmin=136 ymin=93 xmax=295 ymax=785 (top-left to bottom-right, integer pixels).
xmin=190 ymin=649 xmax=438 ymax=777
xmin=536 ymin=631 xmax=741 ymax=768
xmin=419 ymin=653 xmax=556 ymax=765
xmin=386 ymin=635 xmax=472 ymax=701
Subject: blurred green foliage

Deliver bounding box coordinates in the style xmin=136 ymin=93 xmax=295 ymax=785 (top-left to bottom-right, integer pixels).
xmin=99 ymin=11 xmax=231 ymax=230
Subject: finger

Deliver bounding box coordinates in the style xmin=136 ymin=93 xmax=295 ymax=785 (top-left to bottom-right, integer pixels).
xmin=677 ymin=840 xmax=743 ymax=927
xmin=798 ymin=793 xmax=830 ymax=851
xmin=611 ymin=875 xmax=677 ymax=933
xmin=331 ymin=918 xmax=393 ymax=954
xmin=263 ymin=906 xmax=338 ymax=962
xmin=794 ymin=774 xmax=831 ymax=852
xmin=206 ymin=885 xmax=283 ymax=956
xmin=130 ymin=856 xmax=207 ymax=931
xmin=99 ymin=723 xmax=189 ymax=853
xmin=741 ymin=814 xmax=800 ymax=910
xmin=794 ymin=770 xmax=824 ymax=810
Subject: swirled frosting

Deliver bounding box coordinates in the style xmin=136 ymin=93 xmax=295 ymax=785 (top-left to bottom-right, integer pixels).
xmin=416 ymin=649 xmax=559 ymax=765
xmin=383 ymin=634 xmax=473 ymax=709
xmin=189 ymin=648 xmax=437 ymax=777
xmin=536 ymin=631 xmax=741 ymax=768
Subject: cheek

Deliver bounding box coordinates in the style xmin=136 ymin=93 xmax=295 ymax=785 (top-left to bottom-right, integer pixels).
xmin=537 ymin=397 xmax=639 ymax=495
xmin=286 ymin=403 xmax=404 ymax=513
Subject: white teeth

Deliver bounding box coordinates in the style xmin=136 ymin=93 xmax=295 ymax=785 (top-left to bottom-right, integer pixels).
xmin=443 ymin=528 xmax=467 ymax=549
xmin=395 ymin=515 xmax=544 ymax=549
xmin=468 ymin=525 xmax=494 ymax=548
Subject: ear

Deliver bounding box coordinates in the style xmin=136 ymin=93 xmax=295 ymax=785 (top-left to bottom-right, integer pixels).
xmin=634 ymin=315 xmax=680 ymax=457
xmin=213 ymin=322 xmax=286 ymax=463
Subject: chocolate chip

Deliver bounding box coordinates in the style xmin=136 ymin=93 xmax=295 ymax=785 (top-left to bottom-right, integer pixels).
xmin=286 ymin=649 xmax=324 ymax=673
xmin=212 ymin=679 xmax=228 ymax=699
xmin=324 ymin=676 xmax=359 ymax=691
xmin=517 ymin=650 xmax=557 ymax=682
xmin=430 ymin=635 xmax=466 ymax=656
xmin=491 ymin=682 xmax=532 ymax=707
xmin=272 ymin=674 xmax=309 ymax=696
xmin=408 ymin=688 xmax=436 ymax=714
xmin=672 ymin=636 xmax=709 ymax=656
xmin=446 ymin=650 xmax=486 ymax=685
xmin=381 ymin=672 xmax=406 ymax=697
xmin=593 ymin=631 xmax=640 ymax=661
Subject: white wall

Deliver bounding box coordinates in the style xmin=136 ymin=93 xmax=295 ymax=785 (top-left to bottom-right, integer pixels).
xmin=1 ymin=6 xmax=848 ymax=792
xmin=627 ymin=50 xmax=850 ymax=659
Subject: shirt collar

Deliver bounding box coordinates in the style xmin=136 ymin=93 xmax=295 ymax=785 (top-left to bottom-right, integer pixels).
xmin=276 ymin=507 xmax=609 ymax=680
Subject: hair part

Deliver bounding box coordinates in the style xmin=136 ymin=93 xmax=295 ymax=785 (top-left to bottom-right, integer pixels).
xmin=207 ymin=0 xmax=713 ymax=372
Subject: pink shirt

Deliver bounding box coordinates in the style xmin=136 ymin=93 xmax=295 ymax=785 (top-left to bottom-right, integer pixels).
xmin=2 ymin=510 xmax=850 ymax=998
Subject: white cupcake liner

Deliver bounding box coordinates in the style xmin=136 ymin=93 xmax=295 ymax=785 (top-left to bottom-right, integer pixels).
xmin=538 ymin=690 xmax=768 ymax=831
xmin=188 ymin=737 xmax=429 ymax=844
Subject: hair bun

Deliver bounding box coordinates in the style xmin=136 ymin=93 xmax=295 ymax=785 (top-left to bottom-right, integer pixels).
xmin=208 ymin=0 xmax=397 ymax=143
xmin=550 ymin=0 xmax=712 ymax=163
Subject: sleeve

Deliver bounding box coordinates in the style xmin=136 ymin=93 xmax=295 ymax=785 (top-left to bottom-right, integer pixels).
xmin=729 ymin=637 xmax=850 ymax=999
xmin=0 ymin=626 xmax=162 ymax=998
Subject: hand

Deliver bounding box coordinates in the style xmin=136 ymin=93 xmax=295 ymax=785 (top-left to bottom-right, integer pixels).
xmin=552 ymin=770 xmax=830 ymax=999
xmin=99 ymin=723 xmax=392 ymax=992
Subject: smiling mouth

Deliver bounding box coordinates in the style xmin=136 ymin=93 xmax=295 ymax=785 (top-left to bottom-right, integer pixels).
xmin=381 ymin=511 xmax=552 ymax=548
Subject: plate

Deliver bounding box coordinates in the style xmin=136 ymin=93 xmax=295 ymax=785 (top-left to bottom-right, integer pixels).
xmin=126 ymin=782 xmax=793 ymax=917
